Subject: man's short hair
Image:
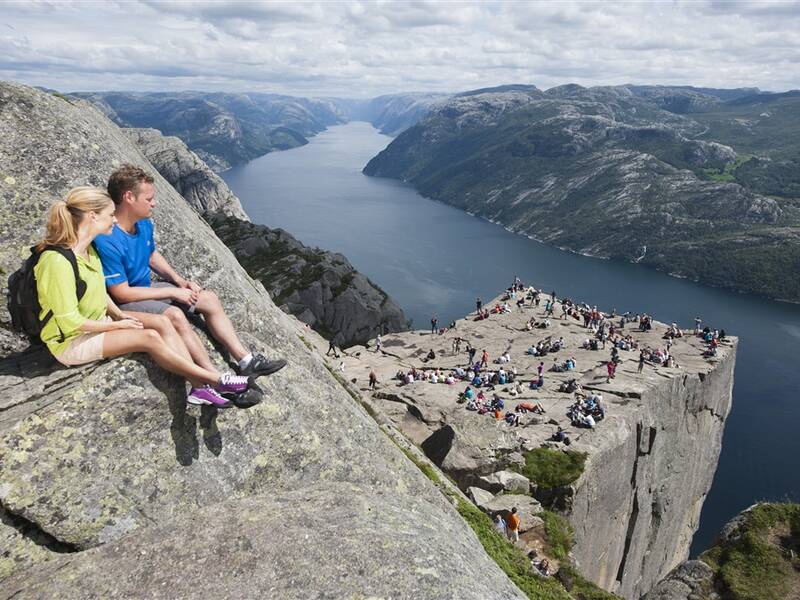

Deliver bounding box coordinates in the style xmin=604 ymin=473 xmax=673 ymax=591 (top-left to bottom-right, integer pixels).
xmin=107 ymin=164 xmax=155 ymax=205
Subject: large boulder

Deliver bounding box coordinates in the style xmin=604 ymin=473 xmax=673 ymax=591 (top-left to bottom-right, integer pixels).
xmin=0 ymin=81 xmax=525 ymax=598
xmin=477 ymin=470 xmax=532 ymax=495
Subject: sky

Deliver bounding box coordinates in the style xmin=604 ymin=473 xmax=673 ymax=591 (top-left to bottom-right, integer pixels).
xmin=1 ymin=0 xmax=798 ymax=98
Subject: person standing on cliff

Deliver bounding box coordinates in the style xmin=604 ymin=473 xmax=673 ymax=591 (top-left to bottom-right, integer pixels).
xmin=368 ymin=369 xmax=378 ymax=390
xmin=430 ymin=315 xmax=438 ymax=334
xmin=506 ymin=507 xmax=520 ymax=542
xmin=326 ymin=334 xmax=340 ymax=358
xmin=94 ymin=165 xmax=287 ymax=381
xmin=638 ymin=349 xmax=646 ymax=373
xmin=481 ymin=349 xmax=489 ymax=368
xmin=467 ymin=344 xmax=476 ymax=366
xmin=607 ymin=360 xmax=617 ymax=383
xmin=375 ymin=334 xmax=382 ymax=353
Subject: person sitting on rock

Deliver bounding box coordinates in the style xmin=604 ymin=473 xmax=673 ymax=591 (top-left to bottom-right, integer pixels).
xmin=426 ymin=349 xmax=436 ymax=361
xmin=94 ymin=165 xmax=286 ymax=381
xmin=34 ymin=187 xmax=254 ymax=408
xmin=517 ymin=401 xmax=545 ymax=414
xmin=494 ymin=514 xmax=507 ymax=535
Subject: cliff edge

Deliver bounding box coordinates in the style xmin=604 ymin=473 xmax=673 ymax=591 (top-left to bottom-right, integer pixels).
xmin=0 ymin=81 xmax=525 ymax=598
xmin=324 ymin=292 xmax=736 ymax=599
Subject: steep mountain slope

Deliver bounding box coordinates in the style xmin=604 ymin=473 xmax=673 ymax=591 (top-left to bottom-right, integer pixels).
xmin=351 ymin=92 xmax=451 ymax=135
xmin=74 ymin=91 xmax=347 ymax=171
xmin=364 ymin=85 xmax=800 ymax=301
xmin=126 ymin=126 xmax=407 ymax=346
xmin=0 ymin=81 xmax=524 ymax=598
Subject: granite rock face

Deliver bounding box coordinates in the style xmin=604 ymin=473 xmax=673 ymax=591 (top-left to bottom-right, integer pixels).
xmin=364 ymin=84 xmax=800 ymax=301
xmin=123 ymin=128 xmax=249 ymax=219
xmin=330 ymin=293 xmax=736 ymax=599
xmin=210 ymin=215 xmax=408 ymax=348
xmin=640 ymin=560 xmax=717 ymax=600
xmin=75 ymin=91 xmax=346 ymax=171
xmin=0 ymin=81 xmax=524 ymax=598
xmin=127 ymin=126 xmax=408 ymax=348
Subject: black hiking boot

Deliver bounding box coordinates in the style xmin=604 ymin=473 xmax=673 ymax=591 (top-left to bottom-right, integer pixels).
xmin=238 ymin=353 xmax=287 ymax=378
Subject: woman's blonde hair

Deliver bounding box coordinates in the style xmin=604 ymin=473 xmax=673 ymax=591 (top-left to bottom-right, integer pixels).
xmin=37 ymin=187 xmax=112 ymax=251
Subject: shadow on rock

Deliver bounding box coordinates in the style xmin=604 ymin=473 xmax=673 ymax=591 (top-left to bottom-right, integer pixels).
xmin=0 ymin=346 xmax=59 ymax=378
xmin=199 ymin=405 xmax=222 ymax=456
xmin=140 ymin=357 xmax=205 ymax=467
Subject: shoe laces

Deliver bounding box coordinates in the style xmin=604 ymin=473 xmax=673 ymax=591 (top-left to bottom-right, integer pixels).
xmin=220 ymin=373 xmax=248 ymax=386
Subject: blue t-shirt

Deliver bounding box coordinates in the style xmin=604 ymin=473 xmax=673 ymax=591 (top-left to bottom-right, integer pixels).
xmin=94 ymin=219 xmax=155 ymax=288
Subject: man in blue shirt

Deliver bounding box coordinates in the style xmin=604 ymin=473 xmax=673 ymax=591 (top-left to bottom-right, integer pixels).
xmin=95 ymin=164 xmax=286 ymax=380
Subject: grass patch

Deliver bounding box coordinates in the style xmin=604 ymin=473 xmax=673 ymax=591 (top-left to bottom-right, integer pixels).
xmin=541 ymin=510 xmax=573 ymax=560
xmin=455 ymin=499 xmax=572 ymax=600
xmin=556 ymin=565 xmax=619 ymax=600
xmin=700 ymin=503 xmax=800 ymax=600
xmin=513 ymin=448 xmax=587 ymax=490
xmin=394 ymin=442 xmax=443 ymax=486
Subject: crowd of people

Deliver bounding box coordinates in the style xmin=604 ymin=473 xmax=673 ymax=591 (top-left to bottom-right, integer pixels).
xmin=372 ymin=277 xmax=730 ymax=456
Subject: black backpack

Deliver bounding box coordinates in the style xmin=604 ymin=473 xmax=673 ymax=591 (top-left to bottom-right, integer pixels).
xmin=7 ymin=246 xmax=87 ymax=343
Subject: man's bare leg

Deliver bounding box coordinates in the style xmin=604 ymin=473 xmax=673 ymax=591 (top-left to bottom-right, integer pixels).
xmin=193 ymin=290 xmax=248 ymax=362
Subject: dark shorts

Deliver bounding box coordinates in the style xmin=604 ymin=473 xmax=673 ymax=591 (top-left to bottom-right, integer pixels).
xmin=118 ymin=282 xmax=189 ymax=315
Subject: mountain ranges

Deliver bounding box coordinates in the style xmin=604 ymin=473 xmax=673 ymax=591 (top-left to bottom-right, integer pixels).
xmin=364 ymin=84 xmax=800 ymax=302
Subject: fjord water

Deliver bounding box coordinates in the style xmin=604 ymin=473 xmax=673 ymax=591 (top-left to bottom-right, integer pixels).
xmin=223 ymin=121 xmax=800 ymax=555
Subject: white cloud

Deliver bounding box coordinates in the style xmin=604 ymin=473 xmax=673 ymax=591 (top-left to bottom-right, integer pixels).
xmin=0 ymin=0 xmax=797 ymax=96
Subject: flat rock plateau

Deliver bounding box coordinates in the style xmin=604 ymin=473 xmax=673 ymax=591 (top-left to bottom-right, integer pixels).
xmin=301 ymin=292 xmax=736 ymax=598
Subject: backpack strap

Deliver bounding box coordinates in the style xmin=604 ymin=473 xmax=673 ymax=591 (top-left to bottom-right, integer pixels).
xmin=43 ymin=245 xmax=87 ymax=301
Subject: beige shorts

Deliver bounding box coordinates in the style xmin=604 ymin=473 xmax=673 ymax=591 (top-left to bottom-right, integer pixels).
xmin=55 ymin=320 xmax=110 ymax=366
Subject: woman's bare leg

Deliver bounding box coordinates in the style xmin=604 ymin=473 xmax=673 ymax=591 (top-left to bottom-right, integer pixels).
xmin=103 ymin=329 xmax=219 ymax=388
xmin=125 ymin=312 xmax=195 ymax=364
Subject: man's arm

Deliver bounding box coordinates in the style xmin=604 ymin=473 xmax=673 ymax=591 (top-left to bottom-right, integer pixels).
xmin=108 ymin=279 xmax=186 ymax=305
xmin=150 ymin=251 xmax=201 ymax=294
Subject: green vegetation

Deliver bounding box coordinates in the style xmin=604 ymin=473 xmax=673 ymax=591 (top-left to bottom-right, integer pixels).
xmin=701 ymin=154 xmax=753 ymax=183
xmin=50 ymin=91 xmax=73 ymax=104
xmin=513 ymin=448 xmax=587 ymax=490
xmin=455 ymin=499 xmax=572 ymax=600
xmin=700 ymin=503 xmax=800 ymax=600
xmin=556 ymin=565 xmax=620 ymax=600
xmin=541 ymin=510 xmax=573 ymax=560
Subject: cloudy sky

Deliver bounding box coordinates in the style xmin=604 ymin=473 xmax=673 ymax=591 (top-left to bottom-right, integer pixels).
xmin=2 ymin=0 xmax=798 ymax=97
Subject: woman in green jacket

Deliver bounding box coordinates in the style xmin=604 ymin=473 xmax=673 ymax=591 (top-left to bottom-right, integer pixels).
xmin=35 ymin=187 xmax=250 ymax=407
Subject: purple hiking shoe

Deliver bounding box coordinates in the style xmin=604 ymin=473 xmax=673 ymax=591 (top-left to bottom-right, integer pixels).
xmin=215 ymin=373 xmax=252 ymax=397
xmin=187 ymin=385 xmax=232 ymax=409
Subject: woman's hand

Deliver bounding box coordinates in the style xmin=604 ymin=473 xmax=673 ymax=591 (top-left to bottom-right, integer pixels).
xmin=113 ymin=317 xmax=144 ymax=330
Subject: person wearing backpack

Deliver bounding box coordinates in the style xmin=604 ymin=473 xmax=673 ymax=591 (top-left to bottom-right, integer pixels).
xmin=30 ymin=187 xmax=253 ymax=408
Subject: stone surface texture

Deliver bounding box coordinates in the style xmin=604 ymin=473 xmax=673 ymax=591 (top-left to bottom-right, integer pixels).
xmin=640 ymin=560 xmax=717 ymax=600
xmin=123 ymin=127 xmax=249 ymax=219
xmin=320 ymin=292 xmax=735 ymax=599
xmin=0 ymin=81 xmax=525 ymax=599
